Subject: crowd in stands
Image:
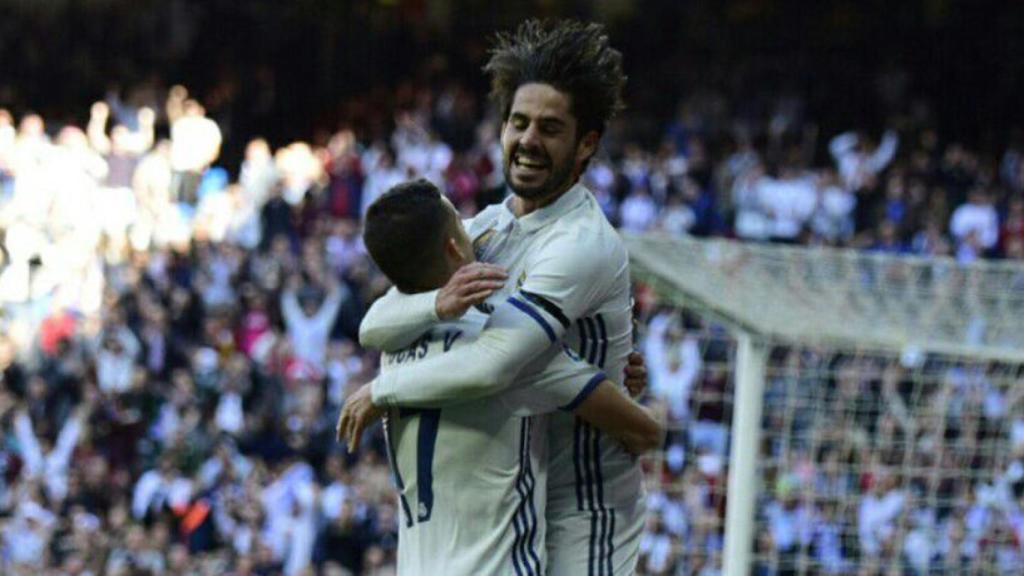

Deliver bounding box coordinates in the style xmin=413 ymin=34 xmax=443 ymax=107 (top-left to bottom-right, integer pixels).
xmin=0 ymin=72 xmax=1022 ymax=575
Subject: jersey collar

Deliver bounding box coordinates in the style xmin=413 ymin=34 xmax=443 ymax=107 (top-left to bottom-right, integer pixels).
xmin=502 ymin=182 xmax=589 ymax=233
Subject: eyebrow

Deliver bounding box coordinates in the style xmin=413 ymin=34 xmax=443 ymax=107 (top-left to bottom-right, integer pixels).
xmin=510 ymin=112 xmax=566 ymax=127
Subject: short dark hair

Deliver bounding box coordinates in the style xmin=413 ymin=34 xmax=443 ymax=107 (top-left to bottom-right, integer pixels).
xmin=363 ymin=179 xmax=454 ymax=293
xmin=484 ymin=19 xmax=627 ymax=137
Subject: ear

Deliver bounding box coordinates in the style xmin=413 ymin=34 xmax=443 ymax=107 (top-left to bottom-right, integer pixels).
xmin=444 ymin=236 xmax=466 ymax=262
xmin=575 ymin=130 xmax=600 ymax=167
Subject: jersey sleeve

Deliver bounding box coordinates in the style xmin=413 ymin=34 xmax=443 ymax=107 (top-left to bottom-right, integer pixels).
xmin=500 ymin=347 xmax=606 ymax=417
xmin=516 ymin=228 xmax=626 ymax=330
xmin=358 ymin=287 xmax=440 ymax=350
xmin=371 ymin=296 xmax=558 ymax=408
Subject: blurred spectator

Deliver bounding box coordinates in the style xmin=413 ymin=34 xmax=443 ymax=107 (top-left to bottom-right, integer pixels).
xmin=829 ymin=130 xmax=899 ymax=193
xmin=950 ymin=187 xmax=1000 ymax=256
xmin=169 ymin=89 xmax=222 ymax=205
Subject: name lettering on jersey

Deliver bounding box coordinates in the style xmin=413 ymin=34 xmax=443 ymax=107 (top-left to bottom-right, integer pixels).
xmin=442 ymin=330 xmax=463 ymax=352
xmin=383 ymin=330 xmax=466 ymax=364
xmin=385 ymin=333 xmax=431 ymax=365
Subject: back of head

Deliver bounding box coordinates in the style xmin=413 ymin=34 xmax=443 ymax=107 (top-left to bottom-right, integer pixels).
xmin=364 ymin=179 xmax=452 ymax=293
xmin=483 ymin=19 xmax=627 ymax=137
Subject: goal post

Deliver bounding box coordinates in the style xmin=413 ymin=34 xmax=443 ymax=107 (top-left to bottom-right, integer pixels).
xmin=623 ymin=232 xmax=1024 ymax=575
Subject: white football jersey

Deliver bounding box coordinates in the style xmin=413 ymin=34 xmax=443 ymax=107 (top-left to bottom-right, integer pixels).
xmin=465 ymin=184 xmax=645 ymax=574
xmin=383 ymin=309 xmax=604 ymax=576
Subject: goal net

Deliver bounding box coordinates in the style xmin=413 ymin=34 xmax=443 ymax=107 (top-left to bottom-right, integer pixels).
xmin=626 ymin=233 xmax=1024 ymax=575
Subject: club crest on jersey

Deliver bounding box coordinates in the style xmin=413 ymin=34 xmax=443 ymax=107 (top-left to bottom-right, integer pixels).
xmin=516 ymin=271 xmax=526 ymax=290
xmin=473 ymin=228 xmax=497 ymax=260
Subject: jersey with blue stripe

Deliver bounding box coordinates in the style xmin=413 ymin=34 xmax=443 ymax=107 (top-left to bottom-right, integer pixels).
xmin=382 ymin=309 xmax=604 ymax=576
xmin=467 ymin=184 xmax=645 ymax=572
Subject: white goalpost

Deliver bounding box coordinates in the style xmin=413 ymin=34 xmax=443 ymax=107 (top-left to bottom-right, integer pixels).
xmin=625 ymin=233 xmax=1024 ymax=575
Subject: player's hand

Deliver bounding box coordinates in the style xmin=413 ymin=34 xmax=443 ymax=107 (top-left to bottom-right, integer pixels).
xmin=435 ymin=262 xmax=507 ymax=320
xmin=336 ymin=383 xmax=385 ymax=453
xmin=623 ymin=351 xmax=647 ymax=398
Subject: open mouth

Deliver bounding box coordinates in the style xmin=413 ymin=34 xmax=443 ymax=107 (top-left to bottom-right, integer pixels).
xmin=512 ymin=153 xmax=549 ymax=175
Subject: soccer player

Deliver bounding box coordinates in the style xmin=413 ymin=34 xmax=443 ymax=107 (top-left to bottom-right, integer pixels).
xmin=340 ymin=20 xmax=645 ymax=575
xmin=347 ymin=179 xmax=661 ymax=575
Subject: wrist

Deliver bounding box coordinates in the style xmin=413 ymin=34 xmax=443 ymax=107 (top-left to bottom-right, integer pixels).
xmin=369 ymin=378 xmax=390 ymax=408
xmin=427 ymin=290 xmax=446 ymax=321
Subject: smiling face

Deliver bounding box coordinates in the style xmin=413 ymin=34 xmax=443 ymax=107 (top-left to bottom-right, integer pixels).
xmin=501 ymin=83 xmax=597 ymax=206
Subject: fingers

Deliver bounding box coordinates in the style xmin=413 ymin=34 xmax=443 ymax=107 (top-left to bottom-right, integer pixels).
xmin=456 ymin=263 xmax=507 ymax=282
xmin=335 ymin=406 xmax=350 ymax=443
xmin=624 ymin=370 xmax=646 ymax=398
xmin=624 ymin=352 xmax=647 ymax=398
xmin=348 ymin=418 xmax=366 ymax=453
xmin=438 ymin=264 xmax=508 ymax=319
xmin=345 ymin=412 xmax=363 ymax=454
xmin=463 ymin=288 xmax=500 ymax=305
xmin=624 ymin=363 xmax=646 ymax=377
xmin=458 ymin=280 xmax=505 ymax=297
xmin=625 ymin=381 xmax=644 ymax=398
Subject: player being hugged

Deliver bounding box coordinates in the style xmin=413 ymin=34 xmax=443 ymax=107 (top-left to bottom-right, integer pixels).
xmin=340 ymin=179 xmax=661 ymax=575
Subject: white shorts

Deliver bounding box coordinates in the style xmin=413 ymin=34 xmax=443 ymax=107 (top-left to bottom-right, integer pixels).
xmin=546 ymin=501 xmax=644 ymax=576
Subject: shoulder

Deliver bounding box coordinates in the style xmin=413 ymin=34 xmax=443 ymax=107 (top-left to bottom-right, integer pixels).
xmin=536 ymin=203 xmax=626 ymax=265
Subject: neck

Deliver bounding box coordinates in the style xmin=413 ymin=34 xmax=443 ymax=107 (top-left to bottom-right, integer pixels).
xmin=512 ymin=179 xmax=577 ymax=217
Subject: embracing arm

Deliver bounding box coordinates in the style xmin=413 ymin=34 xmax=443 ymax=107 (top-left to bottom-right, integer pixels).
xmin=359 ymin=262 xmax=508 ymax=350
xmin=358 ymin=287 xmax=440 ymax=350
xmin=371 ymin=296 xmax=555 ymax=407
xmin=512 ymin=349 xmax=663 ymax=456
xmin=575 ymin=382 xmax=664 ymax=455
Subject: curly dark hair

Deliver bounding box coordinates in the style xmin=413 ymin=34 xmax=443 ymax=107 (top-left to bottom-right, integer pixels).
xmin=483 ymin=19 xmax=627 ymax=137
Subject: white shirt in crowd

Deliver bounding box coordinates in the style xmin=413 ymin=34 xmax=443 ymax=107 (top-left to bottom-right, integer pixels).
xmin=765 ymin=500 xmax=815 ymax=551
xmin=96 ymin=326 xmax=141 ymax=394
xmin=811 ymin=183 xmax=857 ymax=242
xmin=638 ymin=528 xmax=674 ymax=574
xmin=858 ymin=488 xmax=905 ymax=556
xmin=14 ymin=411 xmax=83 ymax=502
xmin=758 ymin=174 xmax=817 ymax=239
xmin=644 ymin=312 xmax=701 ymax=422
xmin=829 ymin=130 xmax=899 ymax=191
xmin=281 ymin=284 xmax=346 ymax=369
xmin=620 ymin=189 xmax=658 ymax=232
xmin=170 ymin=114 xmax=221 ymax=173
xmin=132 ymin=467 xmax=194 ymax=520
xmin=260 ymin=462 xmax=318 ymax=576
xmin=950 ymin=199 xmax=999 ymax=249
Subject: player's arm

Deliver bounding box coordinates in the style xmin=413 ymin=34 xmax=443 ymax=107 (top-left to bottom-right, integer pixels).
xmin=574 ymin=381 xmax=664 ymax=455
xmin=508 ymin=349 xmax=663 ymax=455
xmin=370 ymin=296 xmax=560 ymax=407
xmin=369 ymin=229 xmax=616 ymax=407
xmin=358 ymin=262 xmax=507 ymax=350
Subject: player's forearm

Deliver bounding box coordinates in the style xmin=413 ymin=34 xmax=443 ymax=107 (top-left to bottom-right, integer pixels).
xmin=574 ymin=381 xmax=664 ymax=455
xmin=359 ymin=288 xmax=439 ymax=350
xmin=371 ymin=322 xmax=548 ymax=407
xmin=371 ymin=301 xmax=558 ymax=408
